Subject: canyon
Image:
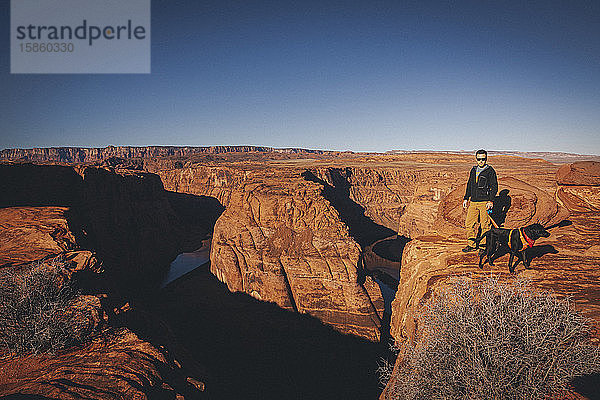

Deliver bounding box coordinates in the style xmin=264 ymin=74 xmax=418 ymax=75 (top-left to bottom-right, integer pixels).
xmin=1 ymin=147 xmax=599 ymax=399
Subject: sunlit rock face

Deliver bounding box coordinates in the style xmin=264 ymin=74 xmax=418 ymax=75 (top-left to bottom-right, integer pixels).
xmin=157 ymin=161 xmax=463 ymax=341
xmin=208 ymin=169 xmax=386 ymax=341
xmin=156 ymin=165 xmax=383 ymax=340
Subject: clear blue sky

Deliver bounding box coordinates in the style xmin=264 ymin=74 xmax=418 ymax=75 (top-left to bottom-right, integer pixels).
xmin=1 ymin=0 xmax=599 ymax=154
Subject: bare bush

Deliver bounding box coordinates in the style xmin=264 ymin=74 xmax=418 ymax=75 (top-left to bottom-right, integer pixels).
xmin=381 ymin=276 xmax=600 ymax=400
xmin=0 ymin=257 xmax=94 ymax=355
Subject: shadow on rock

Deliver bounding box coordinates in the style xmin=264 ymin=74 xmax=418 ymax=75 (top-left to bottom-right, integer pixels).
xmin=481 ymin=244 xmax=559 ymax=270
xmin=490 ymin=189 xmax=512 ymax=227
xmin=0 ymin=163 xmax=82 ymax=208
xmin=301 ymin=169 xmax=396 ymax=248
xmin=165 ymin=191 xmax=225 ymax=241
xmin=545 ymin=219 xmax=573 ymax=230
xmin=132 ymin=265 xmax=385 ymax=400
xmin=372 ymin=236 xmax=411 ymax=263
xmin=526 ymin=244 xmax=559 ymax=266
xmin=571 ymin=373 xmax=600 ymax=400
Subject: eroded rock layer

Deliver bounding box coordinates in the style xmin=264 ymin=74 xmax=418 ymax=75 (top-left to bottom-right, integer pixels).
xmin=210 ymin=170 xmax=385 ymax=340
xmin=0 ymin=328 xmax=206 ymax=399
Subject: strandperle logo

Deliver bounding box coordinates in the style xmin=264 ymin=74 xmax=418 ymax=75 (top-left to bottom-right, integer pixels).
xmin=15 ymin=20 xmax=147 ymax=46
xmin=11 ymin=0 xmax=150 ymax=74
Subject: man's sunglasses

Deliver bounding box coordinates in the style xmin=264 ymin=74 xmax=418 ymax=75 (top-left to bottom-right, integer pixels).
xmin=476 ymin=157 xmax=487 ymax=161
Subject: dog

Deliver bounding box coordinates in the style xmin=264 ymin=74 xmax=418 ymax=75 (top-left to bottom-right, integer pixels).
xmin=477 ymin=223 xmax=550 ymax=273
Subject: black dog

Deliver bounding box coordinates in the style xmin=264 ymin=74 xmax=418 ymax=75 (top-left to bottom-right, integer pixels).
xmin=477 ymin=223 xmax=550 ymax=273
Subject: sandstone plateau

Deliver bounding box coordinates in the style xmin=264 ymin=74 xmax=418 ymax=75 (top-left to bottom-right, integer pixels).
xmin=1 ymin=147 xmax=599 ymax=399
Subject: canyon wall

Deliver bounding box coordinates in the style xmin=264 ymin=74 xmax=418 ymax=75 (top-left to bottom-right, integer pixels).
xmin=4 ymin=155 xmax=582 ymax=344
xmin=3 ymin=153 xmax=600 ymax=398
xmin=158 ymin=165 xmax=387 ymax=340
xmin=154 ymin=155 xmax=580 ymax=343
xmin=0 ymin=163 xmax=205 ymax=293
xmin=211 ymin=172 xmax=386 ymax=340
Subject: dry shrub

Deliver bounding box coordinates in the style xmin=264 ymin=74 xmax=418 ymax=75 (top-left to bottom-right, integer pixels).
xmin=0 ymin=258 xmax=95 ymax=355
xmin=381 ymin=276 xmax=600 ymax=400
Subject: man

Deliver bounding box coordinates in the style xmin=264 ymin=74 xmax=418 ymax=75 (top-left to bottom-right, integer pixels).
xmin=462 ymin=149 xmax=498 ymax=252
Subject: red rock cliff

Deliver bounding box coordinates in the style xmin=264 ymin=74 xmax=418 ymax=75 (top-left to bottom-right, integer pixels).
xmin=157 ymin=165 xmax=387 ymax=340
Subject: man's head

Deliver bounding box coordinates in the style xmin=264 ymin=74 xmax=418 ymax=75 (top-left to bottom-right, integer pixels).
xmin=475 ymin=149 xmax=487 ymax=166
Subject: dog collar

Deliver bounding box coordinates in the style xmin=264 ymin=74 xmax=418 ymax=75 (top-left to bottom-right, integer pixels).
xmin=520 ymin=228 xmax=535 ymax=249
xmin=509 ymin=228 xmax=535 ymax=252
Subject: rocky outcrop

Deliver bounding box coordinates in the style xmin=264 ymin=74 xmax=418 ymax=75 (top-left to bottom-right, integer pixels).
xmin=557 ymin=162 xmax=600 ymax=214
xmin=0 ymin=163 xmax=212 ymax=399
xmin=0 ymin=206 xmax=77 ymax=266
xmin=382 ymin=160 xmax=600 ymax=399
xmin=0 ymin=163 xmax=200 ymax=292
xmin=209 ymin=169 xmax=385 ymax=340
xmin=0 ymin=328 xmax=207 ymax=399
xmin=557 ymin=161 xmax=600 ymax=186
xmin=389 ymin=170 xmax=577 ymax=341
xmin=157 ymin=166 xmax=388 ymax=340
xmin=555 ymin=162 xmax=600 ymax=261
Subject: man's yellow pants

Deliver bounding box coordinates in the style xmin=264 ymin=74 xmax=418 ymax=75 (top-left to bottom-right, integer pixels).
xmin=465 ymin=201 xmax=491 ymax=247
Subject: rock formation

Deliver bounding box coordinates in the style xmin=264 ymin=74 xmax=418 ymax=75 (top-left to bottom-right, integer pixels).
xmin=0 ymin=328 xmax=206 ymax=399
xmin=210 ymin=169 xmax=385 ymax=340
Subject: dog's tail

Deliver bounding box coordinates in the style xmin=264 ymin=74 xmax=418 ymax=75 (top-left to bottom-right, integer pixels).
xmin=544 ymin=219 xmax=572 ymax=230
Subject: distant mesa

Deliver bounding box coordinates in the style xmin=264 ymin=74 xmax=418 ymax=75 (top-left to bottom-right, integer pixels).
xmin=2 ymin=146 xmax=599 ymax=165
xmin=0 ymin=146 xmax=331 ymax=164
xmin=556 ymin=161 xmax=600 ymax=186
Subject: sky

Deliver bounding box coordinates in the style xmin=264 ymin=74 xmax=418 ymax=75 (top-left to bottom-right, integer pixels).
xmin=1 ymin=0 xmax=599 ymax=154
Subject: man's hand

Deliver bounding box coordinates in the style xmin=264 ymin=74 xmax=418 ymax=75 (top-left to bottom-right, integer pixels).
xmin=486 ymin=201 xmax=493 ymax=210
xmin=463 ymin=200 xmax=468 ymax=209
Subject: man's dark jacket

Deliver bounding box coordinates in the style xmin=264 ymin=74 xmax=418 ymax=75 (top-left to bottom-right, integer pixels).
xmin=464 ymin=165 xmax=498 ymax=202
